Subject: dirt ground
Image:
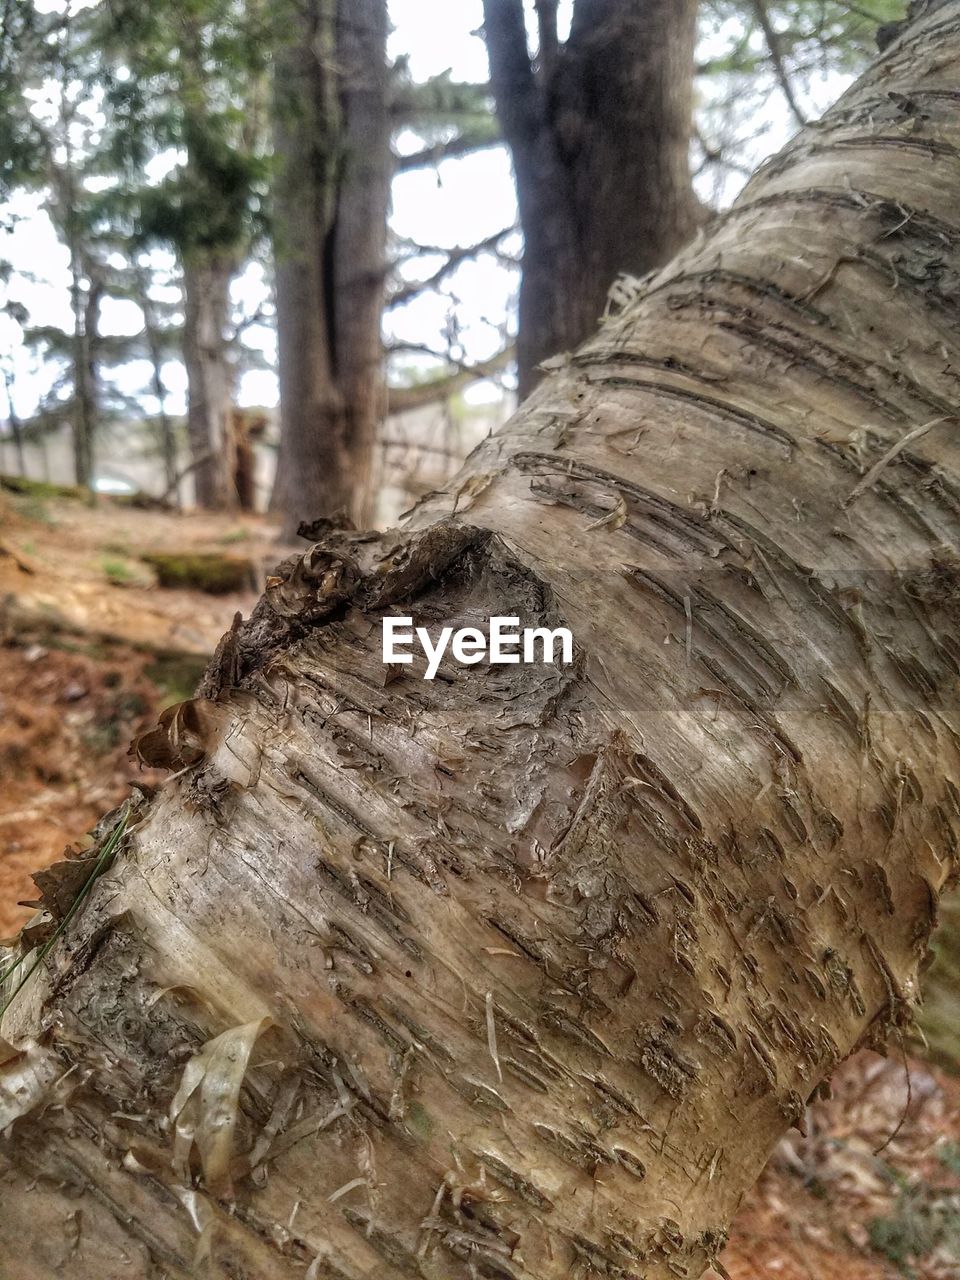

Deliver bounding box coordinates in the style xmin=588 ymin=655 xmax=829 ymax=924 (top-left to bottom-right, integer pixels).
xmin=0 ymin=639 xmax=185 ymax=938
xmin=0 ymin=484 xmax=276 ymax=653
xmin=712 ymin=1051 xmax=960 ymax=1279
xmin=0 ymin=485 xmax=269 ymax=936
xmin=1 ymin=490 xmax=959 ymax=1280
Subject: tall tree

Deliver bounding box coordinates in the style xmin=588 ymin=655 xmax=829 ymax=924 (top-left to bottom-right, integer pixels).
xmin=3 ymin=6 xmax=960 ymax=1278
xmin=52 ymin=161 xmax=103 ymax=489
xmin=131 ymin=255 xmax=179 ymax=498
xmin=4 ymin=2 xmax=110 ymax=487
xmin=482 ymin=0 xmax=703 ymax=396
xmin=271 ymin=0 xmax=392 ymax=535
xmin=99 ymin=0 xmax=270 ymax=508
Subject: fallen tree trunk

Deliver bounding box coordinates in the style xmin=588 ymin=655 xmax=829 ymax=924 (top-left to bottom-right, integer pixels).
xmin=3 ymin=7 xmax=960 ymax=1278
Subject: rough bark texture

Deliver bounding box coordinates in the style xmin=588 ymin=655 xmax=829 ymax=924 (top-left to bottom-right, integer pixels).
xmin=182 ymin=253 xmax=237 ymax=511
xmin=3 ymin=8 xmax=960 ymax=1279
xmin=483 ymin=0 xmax=703 ymax=397
xmin=272 ymin=0 xmax=391 ymax=537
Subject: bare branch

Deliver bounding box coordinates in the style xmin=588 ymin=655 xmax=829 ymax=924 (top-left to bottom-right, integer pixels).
xmin=693 ymin=125 xmax=753 ymax=179
xmin=161 ymin=447 xmax=214 ymax=504
xmin=395 ymin=127 xmax=501 ymax=171
xmin=386 ymin=344 xmax=515 ymax=413
xmin=751 ymin=0 xmax=807 ymax=128
xmin=387 ymin=226 xmax=518 ymax=309
xmin=230 ymin=301 xmax=273 ymax=343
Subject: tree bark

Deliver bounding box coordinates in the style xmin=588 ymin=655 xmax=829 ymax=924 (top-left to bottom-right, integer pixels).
xmin=134 ymin=261 xmax=179 ymax=501
xmin=50 ymin=73 xmax=100 ymax=490
xmin=65 ymin=228 xmax=100 ymax=490
xmin=3 ymin=8 xmax=960 ymax=1279
xmin=272 ymin=0 xmax=391 ymax=537
xmin=182 ymin=253 xmax=237 ymax=510
xmin=483 ymin=0 xmax=703 ymax=398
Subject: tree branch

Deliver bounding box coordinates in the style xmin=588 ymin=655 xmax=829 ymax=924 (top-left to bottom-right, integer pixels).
xmin=386 ymin=344 xmax=514 ymax=412
xmin=387 ymin=226 xmax=518 ymax=309
xmin=395 ymin=126 xmax=501 ymax=171
xmin=751 ymin=0 xmax=807 ymax=128
xmin=391 ymin=74 xmax=493 ymax=124
xmin=481 ymin=0 xmax=542 ymax=156
xmin=161 ymin=446 xmax=214 ymax=504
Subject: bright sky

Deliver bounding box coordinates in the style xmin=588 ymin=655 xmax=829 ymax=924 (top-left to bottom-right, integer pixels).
xmin=0 ymin=1 xmax=853 ymax=429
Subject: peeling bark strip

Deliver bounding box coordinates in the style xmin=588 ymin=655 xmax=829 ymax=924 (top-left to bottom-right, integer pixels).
xmin=3 ymin=9 xmax=960 ymax=1279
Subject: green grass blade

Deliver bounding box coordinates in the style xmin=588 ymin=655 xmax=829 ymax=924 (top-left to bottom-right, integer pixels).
xmin=0 ymin=805 xmax=131 ymax=1021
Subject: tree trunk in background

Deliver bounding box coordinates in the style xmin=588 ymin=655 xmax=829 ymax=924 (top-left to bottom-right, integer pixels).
xmin=483 ymin=0 xmax=702 ymax=398
xmin=3 ymin=9 xmax=960 ymax=1279
xmin=272 ymin=0 xmax=391 ymax=538
xmin=182 ymin=253 xmax=237 ymax=510
xmin=135 ymin=262 xmax=178 ymax=500
xmin=54 ymin=102 xmax=100 ymax=490
xmin=2 ymin=366 xmax=26 ymax=477
xmin=330 ymin=0 xmax=393 ymax=525
xmin=67 ymin=239 xmax=99 ymax=488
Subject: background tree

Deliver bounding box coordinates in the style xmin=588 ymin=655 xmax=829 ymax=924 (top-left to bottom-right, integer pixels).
xmin=482 ymin=0 xmax=703 ymax=397
xmin=98 ymin=0 xmax=272 ymax=508
xmin=2 ymin=8 xmax=960 ymax=1278
xmin=0 ymin=1 xmax=111 ymax=486
xmin=0 ymin=0 xmax=909 ymax=520
xmin=270 ymin=0 xmax=392 ymax=534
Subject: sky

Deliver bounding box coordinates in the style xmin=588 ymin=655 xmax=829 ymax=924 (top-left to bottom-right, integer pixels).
xmin=0 ymin=1 xmax=853 ymax=434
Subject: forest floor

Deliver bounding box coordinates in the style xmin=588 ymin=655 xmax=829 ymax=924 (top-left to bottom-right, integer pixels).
xmin=1 ymin=489 xmax=959 ymax=1280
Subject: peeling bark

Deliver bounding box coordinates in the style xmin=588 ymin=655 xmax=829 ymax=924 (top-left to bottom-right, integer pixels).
xmin=4 ymin=8 xmax=960 ymax=1279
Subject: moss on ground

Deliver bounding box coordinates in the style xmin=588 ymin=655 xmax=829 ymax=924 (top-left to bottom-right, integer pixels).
xmin=141 ymin=551 xmax=255 ymax=594
xmin=0 ymin=474 xmax=88 ymax=501
xmin=867 ymin=1160 xmax=960 ymax=1277
xmin=143 ymin=651 xmax=208 ymax=706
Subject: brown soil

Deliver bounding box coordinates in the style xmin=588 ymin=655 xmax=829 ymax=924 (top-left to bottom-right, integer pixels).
xmin=0 ymin=488 xmax=283 ymax=936
xmin=0 ymin=639 xmax=169 ymax=938
xmin=0 ymin=487 xmax=285 ymax=653
xmin=713 ymin=1052 xmax=960 ymax=1279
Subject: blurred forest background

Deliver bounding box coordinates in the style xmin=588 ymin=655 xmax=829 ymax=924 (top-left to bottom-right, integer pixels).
xmin=1 ymin=3 xmax=960 ymax=1277
xmin=1 ymin=1 xmax=903 ymax=526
